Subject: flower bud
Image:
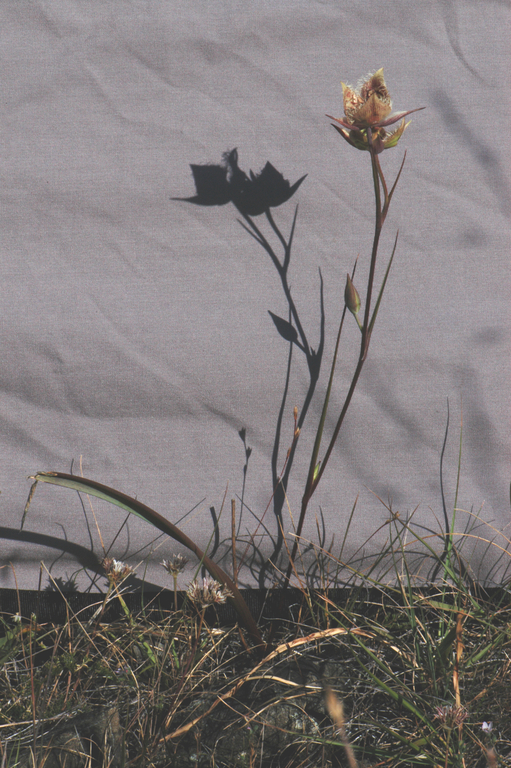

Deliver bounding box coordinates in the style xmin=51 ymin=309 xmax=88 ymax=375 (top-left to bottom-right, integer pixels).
xmin=344 ymin=273 xmax=361 ymax=316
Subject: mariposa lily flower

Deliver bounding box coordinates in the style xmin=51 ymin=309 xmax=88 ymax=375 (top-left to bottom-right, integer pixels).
xmin=327 ymin=68 xmax=423 ymax=153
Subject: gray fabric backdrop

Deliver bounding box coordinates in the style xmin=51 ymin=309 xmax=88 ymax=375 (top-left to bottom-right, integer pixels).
xmin=1 ymin=0 xmax=510 ymax=591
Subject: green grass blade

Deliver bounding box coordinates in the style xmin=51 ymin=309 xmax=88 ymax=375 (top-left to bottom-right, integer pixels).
xmin=348 ymin=630 xmax=437 ymax=730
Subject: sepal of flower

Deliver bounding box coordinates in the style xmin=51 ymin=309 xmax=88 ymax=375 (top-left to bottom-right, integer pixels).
xmin=332 ymin=118 xmax=411 ymax=154
xmin=381 ymin=119 xmax=409 ymax=149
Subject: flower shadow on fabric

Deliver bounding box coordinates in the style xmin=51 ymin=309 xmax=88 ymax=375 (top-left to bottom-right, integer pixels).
xmin=174 ymin=148 xmax=306 ymax=217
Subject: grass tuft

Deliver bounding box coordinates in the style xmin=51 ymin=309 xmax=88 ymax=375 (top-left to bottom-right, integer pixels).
xmin=2 ymin=508 xmax=510 ymax=767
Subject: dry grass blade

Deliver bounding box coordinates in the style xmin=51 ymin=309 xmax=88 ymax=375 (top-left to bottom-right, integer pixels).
xmin=164 ymin=626 xmax=372 ymax=741
xmin=453 ymin=611 xmax=464 ymax=708
xmin=2 ymin=567 xmax=510 ymax=766
xmin=325 ymin=687 xmax=359 ymax=768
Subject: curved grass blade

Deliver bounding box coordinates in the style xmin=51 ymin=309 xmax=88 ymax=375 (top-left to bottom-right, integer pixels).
xmin=24 ymin=471 xmax=265 ymax=650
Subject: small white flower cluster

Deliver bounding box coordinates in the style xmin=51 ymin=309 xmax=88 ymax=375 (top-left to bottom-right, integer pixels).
xmin=186 ymin=576 xmax=233 ymax=608
xmin=434 ymin=704 xmax=468 ymax=728
xmin=161 ymin=554 xmax=189 ymax=577
xmin=102 ymin=557 xmax=136 ymax=584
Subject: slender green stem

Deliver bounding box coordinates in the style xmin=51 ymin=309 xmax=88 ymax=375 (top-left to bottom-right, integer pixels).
xmin=360 ymin=127 xmax=383 ymax=355
xmin=284 ymin=130 xmax=398 ymax=587
xmin=300 ymin=266 xmax=355 ymax=517
xmin=375 ymin=154 xmax=389 ymax=213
